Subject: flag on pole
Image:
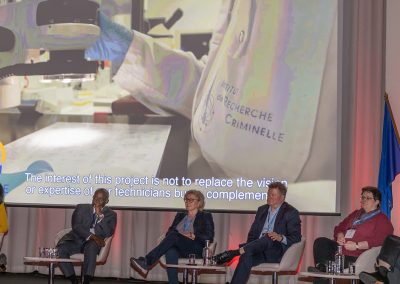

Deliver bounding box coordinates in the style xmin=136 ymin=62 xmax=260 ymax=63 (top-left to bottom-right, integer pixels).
xmin=378 ymin=95 xmax=400 ymax=218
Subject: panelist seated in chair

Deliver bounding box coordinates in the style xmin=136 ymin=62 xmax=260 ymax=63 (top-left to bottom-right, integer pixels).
xmin=56 ymin=188 xmax=117 ymax=284
xmin=309 ymin=186 xmax=393 ymax=283
xmin=360 ymin=234 xmax=400 ymax=284
xmin=130 ymin=189 xmax=214 ymax=284
xmin=212 ymin=181 xmax=302 ymax=284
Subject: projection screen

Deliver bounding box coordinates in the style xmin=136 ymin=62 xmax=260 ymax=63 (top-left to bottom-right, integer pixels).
xmin=0 ymin=0 xmax=338 ymax=214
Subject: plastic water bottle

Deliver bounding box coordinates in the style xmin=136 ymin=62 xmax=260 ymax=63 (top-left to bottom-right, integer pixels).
xmin=202 ymin=240 xmax=211 ymax=265
xmin=335 ymin=245 xmax=344 ymax=274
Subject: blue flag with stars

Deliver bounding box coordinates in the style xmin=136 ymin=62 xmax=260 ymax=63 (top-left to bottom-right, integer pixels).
xmin=378 ymin=97 xmax=400 ymax=218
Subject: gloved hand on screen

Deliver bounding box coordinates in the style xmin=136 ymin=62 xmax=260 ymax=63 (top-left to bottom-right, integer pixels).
xmin=85 ymin=11 xmax=133 ymax=73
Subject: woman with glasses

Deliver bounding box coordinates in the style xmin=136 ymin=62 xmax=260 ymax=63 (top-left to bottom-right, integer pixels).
xmin=309 ymin=186 xmax=393 ymax=283
xmin=130 ymin=189 xmax=214 ymax=284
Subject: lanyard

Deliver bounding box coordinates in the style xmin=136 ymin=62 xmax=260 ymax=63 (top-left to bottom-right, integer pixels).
xmin=266 ymin=210 xmax=277 ymax=232
xmin=260 ymin=207 xmax=279 ymax=237
xmin=91 ymin=213 xmax=97 ymax=228
xmin=352 ymin=209 xmax=380 ymax=227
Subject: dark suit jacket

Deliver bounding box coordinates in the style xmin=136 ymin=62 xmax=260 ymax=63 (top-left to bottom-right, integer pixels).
xmin=58 ymin=204 xmax=117 ymax=246
xmin=166 ymin=210 xmax=214 ymax=247
xmin=245 ymin=202 xmax=301 ymax=262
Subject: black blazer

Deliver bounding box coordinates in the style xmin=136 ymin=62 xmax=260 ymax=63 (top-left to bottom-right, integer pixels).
xmin=58 ymin=204 xmax=117 ymax=245
xmin=167 ymin=210 xmax=214 ymax=247
xmin=245 ymin=202 xmax=301 ymax=262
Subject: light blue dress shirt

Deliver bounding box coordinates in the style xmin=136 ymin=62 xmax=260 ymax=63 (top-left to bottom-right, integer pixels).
xmin=259 ymin=204 xmax=287 ymax=245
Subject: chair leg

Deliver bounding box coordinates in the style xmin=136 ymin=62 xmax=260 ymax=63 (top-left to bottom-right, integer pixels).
xmin=192 ymin=269 xmax=198 ymax=284
xmin=272 ymin=272 xmax=278 ymax=284
xmin=183 ymin=268 xmax=188 ymax=284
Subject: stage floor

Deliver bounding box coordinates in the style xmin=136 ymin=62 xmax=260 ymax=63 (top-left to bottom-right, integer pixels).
xmin=0 ymin=272 xmax=168 ymax=284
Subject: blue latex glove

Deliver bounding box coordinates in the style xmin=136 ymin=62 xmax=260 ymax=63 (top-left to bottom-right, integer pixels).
xmin=85 ymin=12 xmax=133 ymax=73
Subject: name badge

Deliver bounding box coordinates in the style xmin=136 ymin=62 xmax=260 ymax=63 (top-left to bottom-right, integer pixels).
xmin=345 ymin=229 xmax=356 ymax=239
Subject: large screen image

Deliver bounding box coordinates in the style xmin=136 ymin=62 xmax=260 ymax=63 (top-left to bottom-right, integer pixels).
xmin=0 ymin=0 xmax=338 ymax=213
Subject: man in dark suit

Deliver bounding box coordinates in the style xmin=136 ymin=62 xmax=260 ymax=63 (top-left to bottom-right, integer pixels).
xmin=213 ymin=181 xmax=301 ymax=284
xmin=57 ymin=188 xmax=117 ymax=284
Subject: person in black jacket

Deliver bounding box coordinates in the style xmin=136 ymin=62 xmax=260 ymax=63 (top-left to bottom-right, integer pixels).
xmin=57 ymin=188 xmax=117 ymax=284
xmin=130 ymin=189 xmax=214 ymax=284
xmin=212 ymin=181 xmax=301 ymax=284
xmin=359 ymin=234 xmax=400 ymax=284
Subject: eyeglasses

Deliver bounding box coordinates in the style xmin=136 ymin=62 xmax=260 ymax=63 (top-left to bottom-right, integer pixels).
xmin=184 ymin=198 xmax=199 ymax=203
xmin=360 ymin=196 xmax=375 ymax=201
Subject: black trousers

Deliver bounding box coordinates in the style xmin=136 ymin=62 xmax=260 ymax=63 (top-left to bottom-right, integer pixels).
xmin=313 ymin=237 xmax=357 ymax=284
xmin=378 ymin=235 xmax=400 ymax=269
xmin=313 ymin=237 xmax=357 ymax=267
xmin=145 ymin=231 xmax=203 ymax=284
xmin=57 ymin=239 xmax=100 ymax=278
xmin=377 ymin=235 xmax=400 ymax=283
xmin=230 ymin=236 xmax=281 ymax=284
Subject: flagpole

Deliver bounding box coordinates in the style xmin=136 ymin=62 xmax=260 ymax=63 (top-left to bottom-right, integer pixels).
xmin=384 ymin=93 xmax=400 ymax=145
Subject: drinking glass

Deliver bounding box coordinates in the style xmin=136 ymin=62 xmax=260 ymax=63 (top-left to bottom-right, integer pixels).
xmin=38 ymin=247 xmax=45 ymax=258
xmin=348 ymin=262 xmax=356 ymax=274
xmin=188 ymin=254 xmax=196 ymax=265
xmin=327 ymin=260 xmax=336 ymax=274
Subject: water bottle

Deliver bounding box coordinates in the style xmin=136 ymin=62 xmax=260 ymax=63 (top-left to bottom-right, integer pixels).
xmin=202 ymin=240 xmax=211 ymax=265
xmin=334 ymin=245 xmax=344 ymax=274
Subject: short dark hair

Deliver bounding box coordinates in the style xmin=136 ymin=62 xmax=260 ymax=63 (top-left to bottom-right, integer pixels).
xmin=362 ymin=186 xmax=381 ymax=202
xmin=268 ymin=181 xmax=287 ymax=196
xmin=94 ymin=188 xmax=109 ymax=202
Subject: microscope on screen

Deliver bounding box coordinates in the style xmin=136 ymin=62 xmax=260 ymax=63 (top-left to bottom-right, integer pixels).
xmin=0 ymin=0 xmax=101 ymax=108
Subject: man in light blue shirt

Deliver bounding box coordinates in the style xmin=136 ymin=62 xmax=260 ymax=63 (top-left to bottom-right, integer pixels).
xmin=213 ymin=181 xmax=301 ymax=284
